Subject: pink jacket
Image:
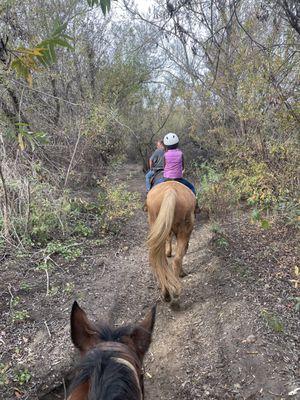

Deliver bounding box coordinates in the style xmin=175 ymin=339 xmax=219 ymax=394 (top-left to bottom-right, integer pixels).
xmin=163 ymin=149 xmax=183 ymax=179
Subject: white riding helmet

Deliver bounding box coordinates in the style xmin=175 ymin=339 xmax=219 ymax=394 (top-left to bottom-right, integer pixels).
xmin=163 ymin=132 xmax=179 ymax=146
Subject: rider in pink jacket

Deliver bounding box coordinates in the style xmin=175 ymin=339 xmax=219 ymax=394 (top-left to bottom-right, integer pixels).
xmin=163 ymin=133 xmax=196 ymax=195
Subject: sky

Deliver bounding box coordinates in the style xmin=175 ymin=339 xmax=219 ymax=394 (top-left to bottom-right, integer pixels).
xmin=111 ymin=0 xmax=156 ymax=23
xmin=135 ymin=0 xmax=155 ymax=13
xmin=113 ymin=0 xmax=156 ymax=17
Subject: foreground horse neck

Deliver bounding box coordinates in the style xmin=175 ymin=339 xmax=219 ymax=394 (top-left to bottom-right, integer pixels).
xmin=67 ymin=382 xmax=89 ymax=400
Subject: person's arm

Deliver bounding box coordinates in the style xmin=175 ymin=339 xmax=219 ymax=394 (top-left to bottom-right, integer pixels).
xmin=182 ymin=155 xmax=185 ymax=174
xmin=150 ymin=149 xmax=159 ymax=170
xmin=149 ymin=151 xmax=155 ymax=170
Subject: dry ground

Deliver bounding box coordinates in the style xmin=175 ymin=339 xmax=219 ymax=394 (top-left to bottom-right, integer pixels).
xmin=0 ymin=164 xmax=299 ymax=400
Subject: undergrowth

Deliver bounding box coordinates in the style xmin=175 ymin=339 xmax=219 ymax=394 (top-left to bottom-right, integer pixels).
xmin=0 ymin=175 xmax=140 ymax=251
xmin=192 ymin=141 xmax=299 ymax=227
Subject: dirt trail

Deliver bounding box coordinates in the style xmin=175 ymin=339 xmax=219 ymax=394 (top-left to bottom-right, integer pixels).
xmin=99 ymin=165 xmax=298 ymax=400
xmin=1 ymin=163 xmax=298 ymax=400
xmin=66 ymin=164 xmax=298 ymax=399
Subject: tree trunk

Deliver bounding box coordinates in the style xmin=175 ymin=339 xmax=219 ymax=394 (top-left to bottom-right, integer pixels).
xmin=0 ymin=163 xmax=10 ymax=239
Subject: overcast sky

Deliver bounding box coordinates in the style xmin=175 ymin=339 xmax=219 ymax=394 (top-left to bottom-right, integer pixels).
xmin=111 ymin=0 xmax=156 ymax=22
xmin=135 ymin=0 xmax=155 ymax=13
xmin=114 ymin=0 xmax=156 ymax=16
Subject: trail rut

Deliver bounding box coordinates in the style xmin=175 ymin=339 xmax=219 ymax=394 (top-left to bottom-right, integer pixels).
xmin=1 ymin=164 xmax=298 ymax=400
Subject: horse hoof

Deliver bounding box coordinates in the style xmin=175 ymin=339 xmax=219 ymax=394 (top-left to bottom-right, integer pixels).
xmin=166 ymin=252 xmax=172 ymax=258
xmin=179 ymin=270 xmax=188 ymax=278
xmin=195 ymin=204 xmax=201 ymax=214
xmin=163 ymin=291 xmax=171 ymax=302
xmin=170 ymin=299 xmax=180 ymax=311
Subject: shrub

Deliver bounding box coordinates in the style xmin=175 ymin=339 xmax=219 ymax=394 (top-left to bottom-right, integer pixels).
xmin=29 ymin=186 xmax=71 ymax=244
xmin=191 ymin=140 xmax=299 ymax=225
xmin=45 ymin=241 xmax=83 ymax=261
xmin=191 ymin=161 xmax=238 ymax=216
xmin=98 ymin=180 xmax=140 ymax=232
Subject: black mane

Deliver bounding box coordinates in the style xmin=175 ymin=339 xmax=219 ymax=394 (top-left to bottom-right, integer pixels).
xmin=69 ymin=324 xmax=141 ymax=400
xmin=95 ymin=323 xmax=133 ymax=343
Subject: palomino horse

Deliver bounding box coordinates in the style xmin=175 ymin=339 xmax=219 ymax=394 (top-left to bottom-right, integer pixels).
xmin=68 ymin=301 xmax=156 ymax=400
xmin=147 ymin=181 xmax=196 ymax=307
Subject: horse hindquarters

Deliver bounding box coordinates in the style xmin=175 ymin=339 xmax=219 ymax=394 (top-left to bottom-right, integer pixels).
xmin=147 ymin=190 xmax=181 ymax=301
xmin=166 ymin=233 xmax=172 ymax=257
xmin=173 ymin=212 xmax=195 ymax=278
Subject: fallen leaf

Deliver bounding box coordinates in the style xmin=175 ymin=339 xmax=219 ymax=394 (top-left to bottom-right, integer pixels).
xmin=14 ymin=389 xmax=23 ymax=398
xmin=242 ymin=334 xmax=257 ymax=344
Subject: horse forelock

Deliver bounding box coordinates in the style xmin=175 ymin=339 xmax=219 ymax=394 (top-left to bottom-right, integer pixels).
xmin=69 ymin=324 xmax=143 ymax=400
xmin=95 ymin=323 xmax=133 ymax=343
xmin=69 ymin=348 xmax=142 ymax=400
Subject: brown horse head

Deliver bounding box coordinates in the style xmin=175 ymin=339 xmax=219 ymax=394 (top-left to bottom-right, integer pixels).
xmin=147 ymin=181 xmax=196 ymax=308
xmin=68 ymin=301 xmax=156 ymax=400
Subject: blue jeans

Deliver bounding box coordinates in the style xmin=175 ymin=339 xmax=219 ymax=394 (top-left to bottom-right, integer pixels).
xmin=153 ymin=177 xmax=165 ymax=187
xmin=145 ymin=170 xmax=154 ymax=192
xmin=176 ymin=178 xmax=196 ymax=196
xmin=162 ymin=177 xmax=196 ymax=196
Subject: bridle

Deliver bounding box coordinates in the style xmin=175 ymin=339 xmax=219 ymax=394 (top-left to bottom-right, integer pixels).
xmin=68 ymin=341 xmax=144 ymax=400
xmin=112 ymin=357 xmax=142 ymax=399
xmin=97 ymin=341 xmax=144 ymax=400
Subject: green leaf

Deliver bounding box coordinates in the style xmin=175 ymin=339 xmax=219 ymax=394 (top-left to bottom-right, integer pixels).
xmin=260 ymin=219 xmax=270 ymax=229
xmin=15 ymin=47 xmax=45 ymax=56
xmin=15 ymin=122 xmax=29 ymax=127
xmin=51 ymin=37 xmax=74 ymax=50
xmin=100 ymin=0 xmax=111 ymax=15
xmin=11 ymin=59 xmax=31 ymax=80
xmin=251 ymin=208 xmax=260 ymax=221
xmin=61 ymin=34 xmax=74 ymax=42
xmin=27 ymin=135 xmax=36 ymax=151
xmin=10 ymin=18 xmax=73 ymax=81
xmin=52 ymin=21 xmax=68 ymax=37
xmin=87 ymin=0 xmax=111 ymax=15
xmin=48 ymin=43 xmax=56 ymax=63
xmin=261 ymin=310 xmax=284 ymax=333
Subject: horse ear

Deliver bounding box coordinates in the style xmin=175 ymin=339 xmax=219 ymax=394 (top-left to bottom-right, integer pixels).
xmin=131 ymin=306 xmax=156 ymax=360
xmin=70 ymin=301 xmax=98 ymax=353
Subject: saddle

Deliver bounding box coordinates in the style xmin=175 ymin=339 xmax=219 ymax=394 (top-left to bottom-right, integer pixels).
xmin=150 ymin=169 xmax=164 ymax=189
xmin=146 ymin=172 xmax=200 ymax=214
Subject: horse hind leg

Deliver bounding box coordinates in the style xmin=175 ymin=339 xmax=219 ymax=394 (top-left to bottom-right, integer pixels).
xmin=163 ymin=289 xmax=171 ymax=302
xmin=173 ymin=231 xmax=191 ymax=279
xmin=166 ymin=233 xmax=172 ymax=257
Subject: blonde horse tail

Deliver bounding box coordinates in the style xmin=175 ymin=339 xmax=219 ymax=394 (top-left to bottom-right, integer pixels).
xmin=147 ymin=189 xmax=181 ymax=300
